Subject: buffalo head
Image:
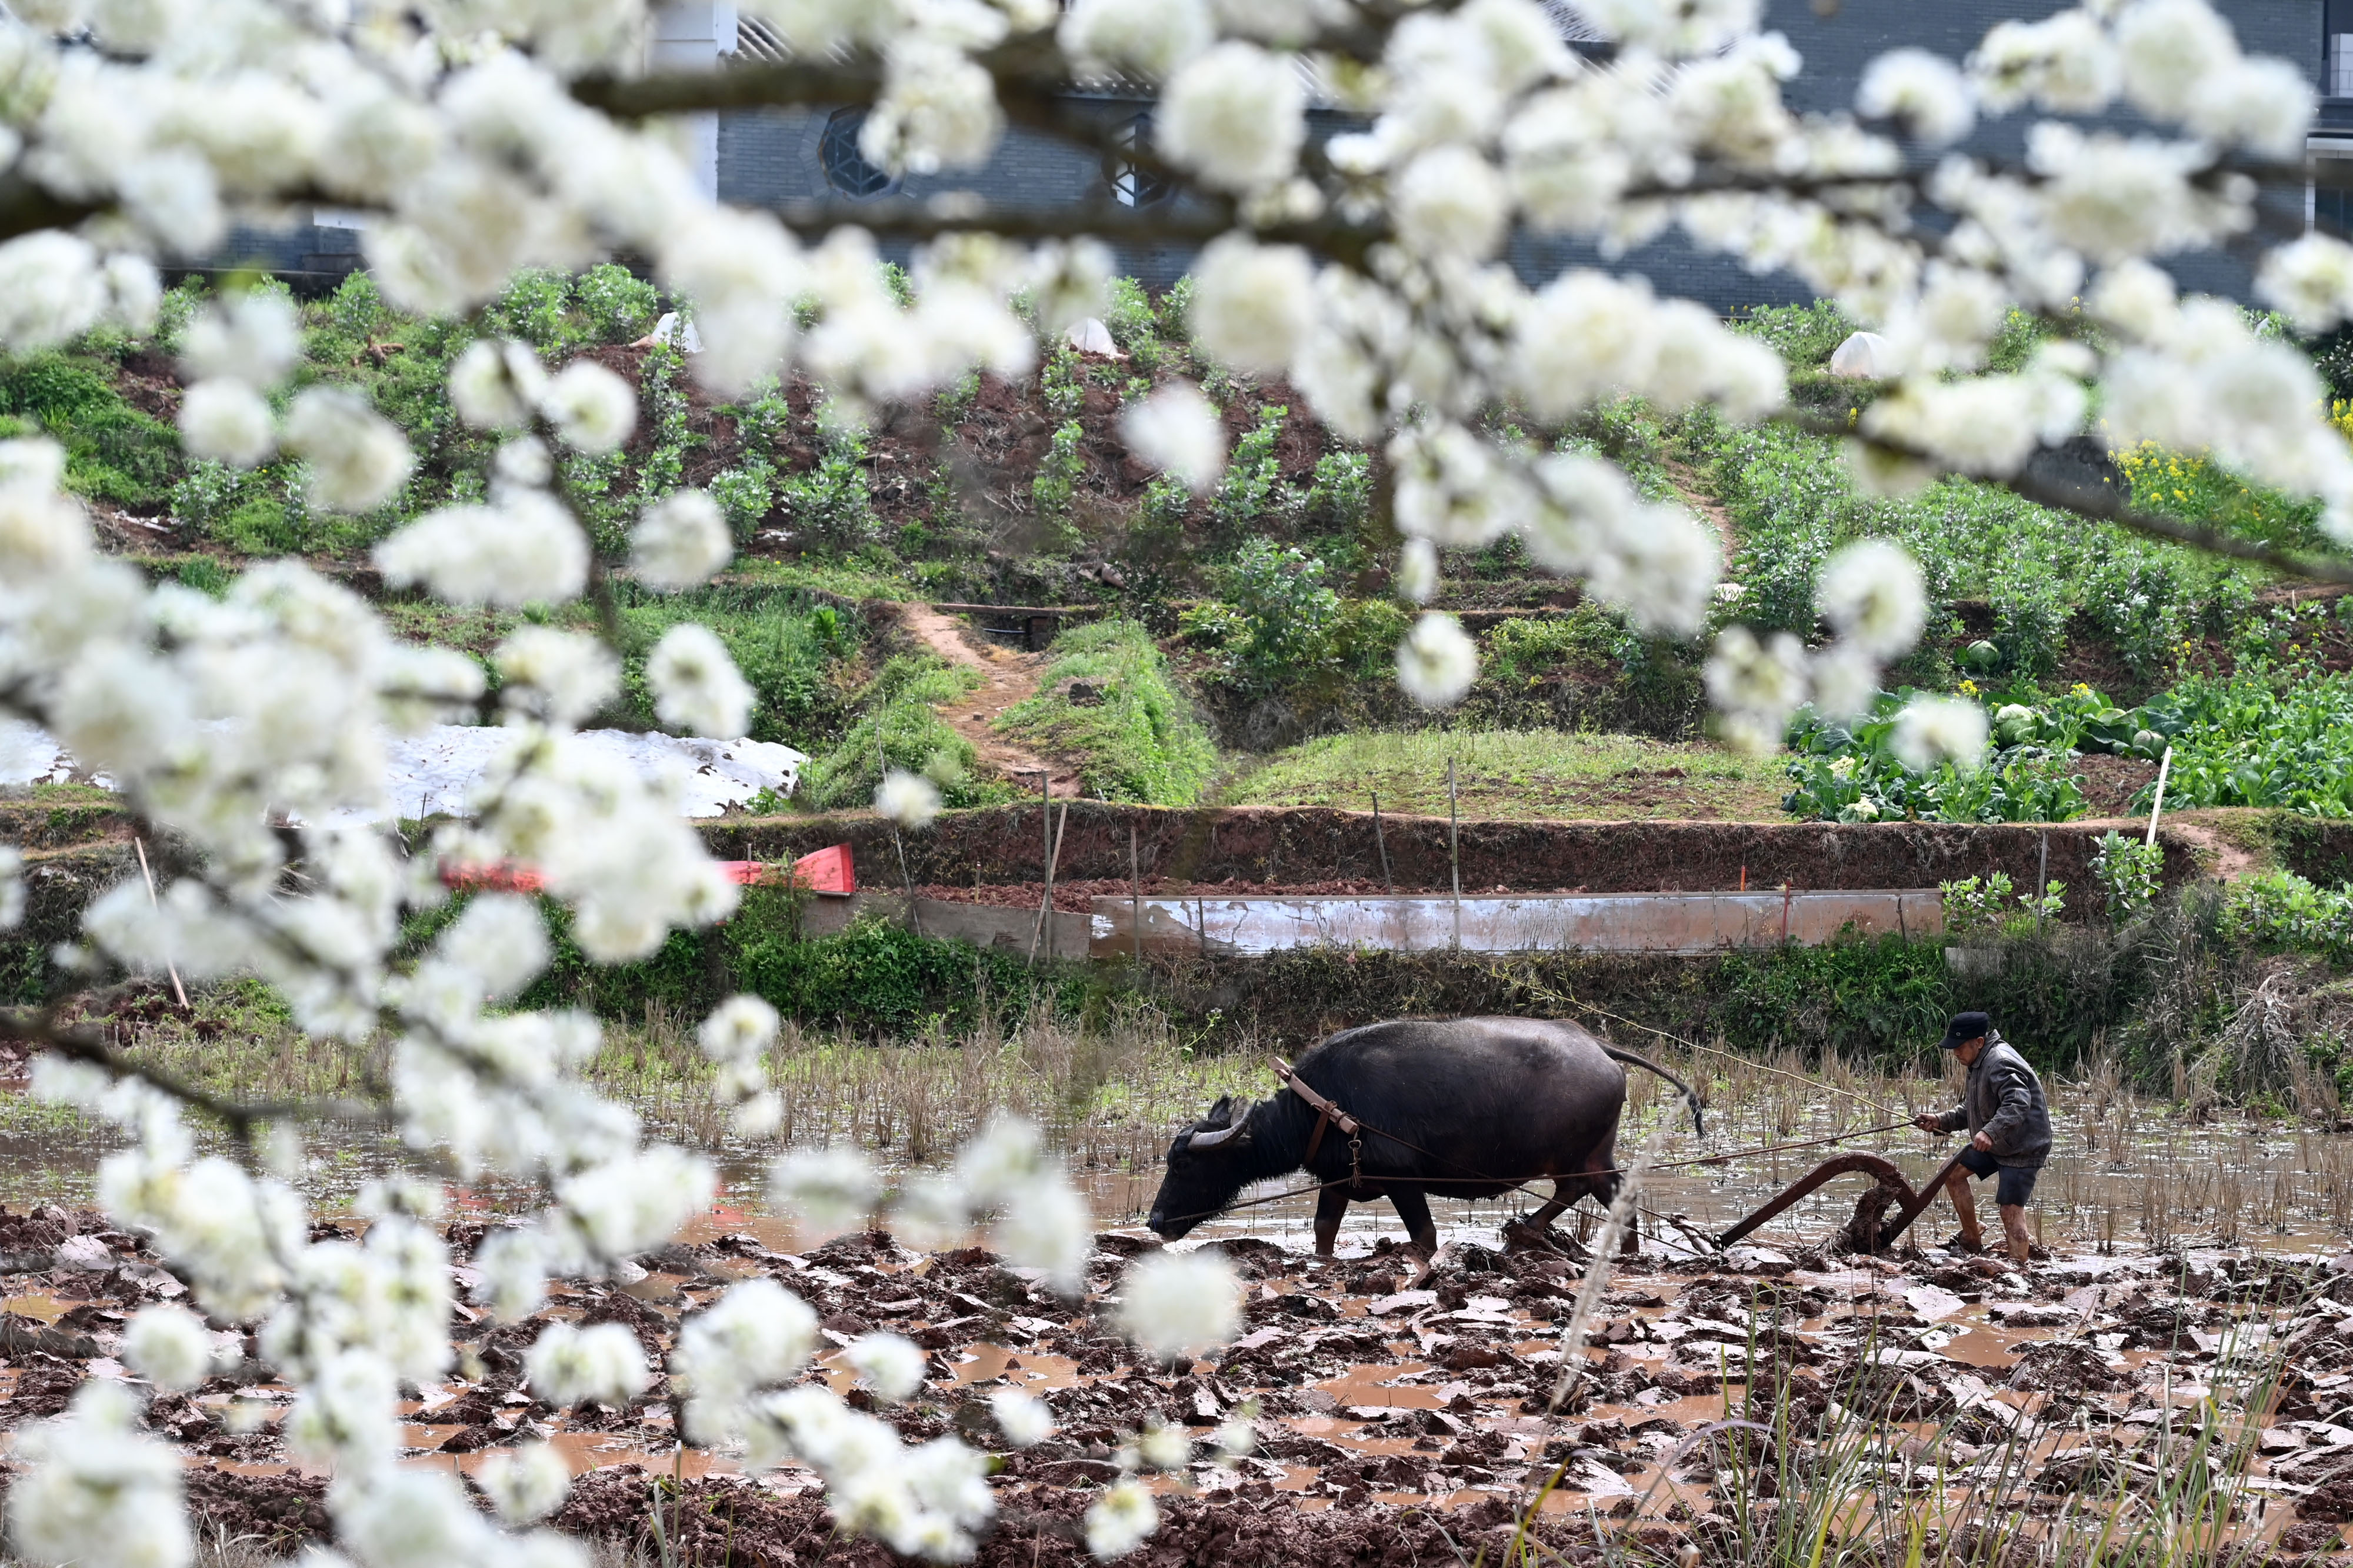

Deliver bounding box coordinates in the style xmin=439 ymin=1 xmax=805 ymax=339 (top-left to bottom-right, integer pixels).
xmin=1146 ymin=1095 xmax=1255 ymax=1239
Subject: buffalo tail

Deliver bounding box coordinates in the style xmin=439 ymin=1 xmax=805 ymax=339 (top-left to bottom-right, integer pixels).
xmin=1601 ymin=1046 xmax=1706 ymax=1137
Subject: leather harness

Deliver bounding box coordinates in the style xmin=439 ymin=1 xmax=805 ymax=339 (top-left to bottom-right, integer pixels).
xmin=1274 ymin=1058 xmax=1363 ymax=1179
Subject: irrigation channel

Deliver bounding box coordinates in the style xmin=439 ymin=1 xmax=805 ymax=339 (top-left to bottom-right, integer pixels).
xmin=1 ymin=1037 xmax=2352 ymax=1564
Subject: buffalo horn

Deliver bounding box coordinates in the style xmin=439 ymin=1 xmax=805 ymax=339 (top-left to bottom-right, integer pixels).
xmin=1188 ymin=1122 xmax=1242 ymax=1149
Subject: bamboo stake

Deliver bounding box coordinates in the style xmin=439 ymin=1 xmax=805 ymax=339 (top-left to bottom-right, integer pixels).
xmin=2145 ymin=746 xmax=2174 ymax=848
xmin=1028 ymin=797 xmax=1069 ymax=964
xmin=1128 ymin=825 xmax=1143 ymax=969
xmin=1372 ymin=789 xmax=1393 ymax=893
xmin=1447 ymin=758 xmax=1461 ymax=953
xmin=134 ymin=838 xmax=189 ymax=1010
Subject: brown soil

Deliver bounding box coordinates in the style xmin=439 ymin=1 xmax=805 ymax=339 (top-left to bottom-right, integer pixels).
xmin=2071 ymin=755 xmax=2161 ymax=819
xmin=885 ymin=604 xmax=1084 ymax=798
xmin=0 ymin=1205 xmax=2331 ymax=1568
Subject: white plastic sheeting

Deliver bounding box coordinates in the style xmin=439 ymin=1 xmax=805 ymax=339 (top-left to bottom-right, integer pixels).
xmin=0 ymin=720 xmax=804 ymax=822
xmin=365 ymin=726 xmax=804 ymax=822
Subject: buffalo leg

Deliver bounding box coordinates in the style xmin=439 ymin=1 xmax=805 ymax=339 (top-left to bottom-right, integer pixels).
xmin=1523 ymin=1179 xmax=1575 ymax=1232
xmin=1389 ymin=1188 xmax=1439 ymax=1259
xmin=1588 ymin=1170 xmax=1641 ymax=1258
xmin=1312 ymin=1184 xmax=1350 ymax=1258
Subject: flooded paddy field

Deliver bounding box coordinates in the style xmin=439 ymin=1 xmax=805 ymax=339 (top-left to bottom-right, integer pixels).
xmin=2 ymin=1019 xmax=2353 ymax=1564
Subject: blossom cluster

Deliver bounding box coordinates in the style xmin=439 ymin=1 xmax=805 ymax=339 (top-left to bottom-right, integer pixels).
xmin=0 ymin=0 xmax=2340 ymax=1562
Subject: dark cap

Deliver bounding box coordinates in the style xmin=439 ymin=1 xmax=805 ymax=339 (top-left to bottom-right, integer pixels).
xmin=1940 ymin=1010 xmax=1992 ymax=1050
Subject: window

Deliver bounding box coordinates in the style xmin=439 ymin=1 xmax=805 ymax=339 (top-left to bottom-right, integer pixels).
xmin=821 ymin=108 xmax=897 ymax=199
xmin=1106 ymin=114 xmax=1171 ymax=208
xmin=2331 ymin=0 xmax=2353 ymax=95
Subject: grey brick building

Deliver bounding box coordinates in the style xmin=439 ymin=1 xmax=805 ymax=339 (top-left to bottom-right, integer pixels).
xmin=249 ymin=1 xmax=2332 ymax=311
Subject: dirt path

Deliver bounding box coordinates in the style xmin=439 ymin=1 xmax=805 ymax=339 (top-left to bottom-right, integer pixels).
xmin=1662 ymin=459 xmax=1739 ymax=570
xmin=892 ymin=604 xmax=1085 ymax=797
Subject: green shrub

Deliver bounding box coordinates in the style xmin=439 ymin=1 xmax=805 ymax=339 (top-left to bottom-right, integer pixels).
xmin=1482 ymin=610 xmax=1628 ymax=683
xmin=1939 ymin=870 xmax=2065 ymax=938
xmin=1032 ymin=419 xmax=1084 ymax=528
xmin=615 ymin=581 xmax=855 ymax=745
xmin=1715 ymin=930 xmax=1951 ymax=1062
xmin=1181 ymin=538 xmax=1341 ymax=692
xmin=489 ymin=269 xmax=576 ymax=350
xmin=576 ymin=263 xmax=662 ymax=343
xmin=1783 ymin=689 xmax=2090 ymax=823
xmin=1214 ymin=405 xmax=1286 ymax=532
xmin=995 ymin=619 xmax=1218 ymax=805
xmin=2153 ymin=669 xmax=2353 ymax=816
xmin=2221 ymin=869 xmax=2353 ymax=967
xmin=733 ymin=912 xmax=1081 ymax=1036
xmin=1305 ymin=451 xmax=1371 ymax=533
xmin=2090 ymin=830 xmax=2163 ymax=923
xmin=0 ymin=351 xmax=184 ymax=509
xmin=779 ymin=428 xmax=875 ymax=548
xmin=1725 ymin=301 xmax=1856 ymax=370
xmin=711 ymin=457 xmax=778 ymax=539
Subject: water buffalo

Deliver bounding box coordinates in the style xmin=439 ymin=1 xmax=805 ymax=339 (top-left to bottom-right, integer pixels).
xmin=1146 ymin=1017 xmax=1702 ymax=1261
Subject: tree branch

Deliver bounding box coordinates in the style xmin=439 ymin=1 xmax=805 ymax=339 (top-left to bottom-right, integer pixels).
xmin=0 ymin=1006 xmax=392 ymax=1138
xmin=1779 ymin=411 xmax=2353 ymax=585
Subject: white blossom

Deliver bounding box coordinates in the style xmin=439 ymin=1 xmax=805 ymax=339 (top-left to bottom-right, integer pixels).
xmin=646 ymin=623 xmax=752 ymax=739
xmin=1085 ymin=1479 xmax=1159 ymax=1559
xmin=631 ymin=490 xmax=732 ymax=589
xmin=1815 ymin=539 xmax=1927 ymax=660
xmin=1394 ymin=611 xmax=1478 ymax=710
xmin=1156 ymin=41 xmax=1305 ymax=191
xmin=1703 ymin=626 xmax=1807 ymax=756
xmin=281 ymin=388 xmax=413 ymax=514
xmin=770 ymin=1145 xmax=883 ymax=1229
xmin=1891 ymin=696 xmax=1991 ymax=773
xmin=1119 ymin=381 xmax=1227 ymax=492
xmin=539 ymin=361 xmax=637 ymax=454
xmin=181 ymin=292 xmax=301 ymax=389
xmin=450 ymin=340 xmax=551 ymax=432
xmin=1857 ymin=49 xmax=1974 ymax=146
xmin=875 ymin=768 xmax=944 ymax=829
xmin=698 ymin=995 xmax=778 ymax=1065
xmin=1058 ymin=0 xmax=1211 ymax=77
xmin=497 ymin=626 xmax=619 ymax=729
xmin=122 ymin=1305 xmax=214 ymax=1393
xmin=1394 ymin=145 xmax=1510 ymax=261
xmin=9 ymin=1383 xmax=188 ymax=1568
xmin=989 ymin=1388 xmax=1055 ymax=1448
xmin=1189 ymin=235 xmax=1314 ymax=376
xmin=843 ymin=1332 xmax=928 ymax=1402
xmin=375 ymin=492 xmax=589 ymax=608
xmin=1396 ymin=539 xmax=1439 ymax=605
xmin=525 ymin=1321 xmax=649 ymax=1407
xmin=1116 ymin=1249 xmax=1241 ymax=1359
xmin=476 ymin=1443 xmax=571 ymax=1527
xmin=175 ymin=379 xmax=275 ymax=469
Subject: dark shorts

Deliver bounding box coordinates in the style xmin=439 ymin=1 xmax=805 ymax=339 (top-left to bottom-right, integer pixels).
xmin=1957 ymin=1146 xmax=2040 ymax=1207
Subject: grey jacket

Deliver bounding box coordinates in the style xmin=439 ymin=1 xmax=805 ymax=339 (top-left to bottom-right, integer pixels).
xmin=1932 ymin=1036 xmax=2052 ymax=1168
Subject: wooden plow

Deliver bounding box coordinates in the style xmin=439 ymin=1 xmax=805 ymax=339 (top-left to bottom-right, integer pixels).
xmin=1715 ymin=1149 xmax=1972 ymax=1253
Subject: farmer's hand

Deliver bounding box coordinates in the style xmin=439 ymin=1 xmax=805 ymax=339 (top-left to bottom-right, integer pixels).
xmin=1914 ymin=1114 xmax=1941 ymax=1133
xmin=1971 ymin=1131 xmax=1994 ymax=1153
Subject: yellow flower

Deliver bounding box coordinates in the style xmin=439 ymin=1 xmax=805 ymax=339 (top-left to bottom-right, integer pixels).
xmin=1959 ymin=678 xmax=1978 ymax=695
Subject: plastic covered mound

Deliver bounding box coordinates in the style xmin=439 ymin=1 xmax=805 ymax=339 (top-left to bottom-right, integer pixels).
xmin=0 ymin=721 xmax=805 ymax=822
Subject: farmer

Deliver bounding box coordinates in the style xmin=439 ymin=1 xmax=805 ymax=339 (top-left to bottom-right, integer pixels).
xmin=1912 ymin=1010 xmax=2052 ymax=1264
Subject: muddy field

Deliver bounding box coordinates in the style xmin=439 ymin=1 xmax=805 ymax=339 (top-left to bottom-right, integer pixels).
xmin=0 ymin=1195 xmax=2347 ymax=1567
